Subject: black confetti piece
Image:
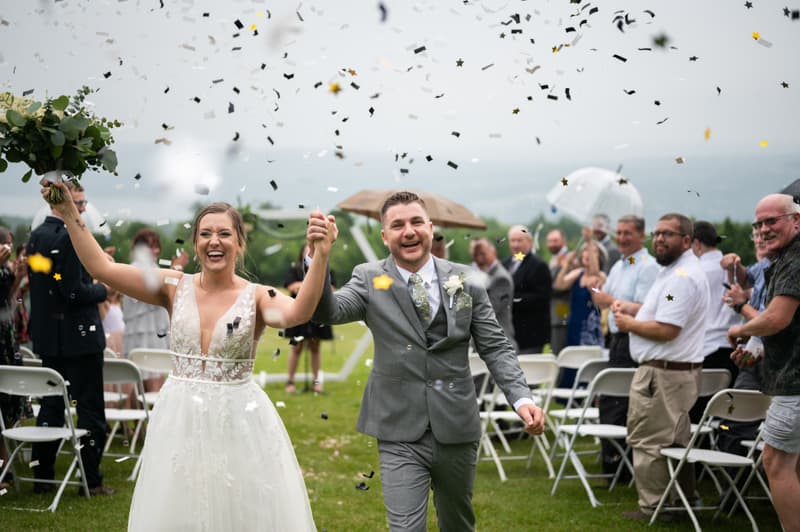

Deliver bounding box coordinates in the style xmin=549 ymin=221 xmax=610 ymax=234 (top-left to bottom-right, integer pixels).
xmin=656 ymin=117 xmax=670 ymax=125
xmin=134 ymin=173 xmax=142 ymax=180
xmin=414 ymin=45 xmax=426 ymax=54
xmin=268 ymin=288 xmax=277 ymax=297
xmin=193 ymin=96 xmax=201 ymax=103
xmin=232 ymin=132 xmax=240 ymax=141
xmin=447 ymin=161 xmax=458 ymax=169
xmin=226 ymin=323 xmax=234 ymax=337
xmin=623 ymin=89 xmax=636 ymax=95
xmin=283 ymin=73 xmax=295 ymax=80
xmin=269 ymin=180 xmax=278 ymax=190
xmin=175 ymin=238 xmax=184 ymax=245
xmin=368 ymin=107 xmax=375 ymax=117
xmin=321 ymin=412 xmax=328 ymax=420
xmin=451 ymin=131 xmax=460 ymax=138
xmin=425 ymin=155 xmax=433 ymax=161
xmin=613 ymin=54 xmax=627 ymax=62
xmin=103 ymin=71 xmax=111 ymax=79
xmin=164 ymin=87 xmax=170 ymax=94
xmin=232 ymin=316 xmax=241 ymax=329
xmin=228 ymin=102 xmax=234 ymax=113
xmin=234 ymin=19 xmax=243 ymax=29
xmin=272 ymin=348 xmax=281 ymax=359
xmin=22 ymin=89 xmax=34 ymax=96
xmin=565 ymin=88 xmax=571 ymax=100
xmin=361 ymin=470 xmax=375 ymax=478
xmin=355 ymin=482 xmax=369 ymax=491
xmin=547 ymin=94 xmax=558 ymax=101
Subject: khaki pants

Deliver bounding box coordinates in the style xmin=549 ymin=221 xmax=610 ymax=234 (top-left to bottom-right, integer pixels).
xmin=626 ymin=365 xmax=701 ymax=511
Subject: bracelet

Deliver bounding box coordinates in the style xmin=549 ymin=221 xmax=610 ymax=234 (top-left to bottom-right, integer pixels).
xmin=732 ymin=301 xmax=746 ymax=314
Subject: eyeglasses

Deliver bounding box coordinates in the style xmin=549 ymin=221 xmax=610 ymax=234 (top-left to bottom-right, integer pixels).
xmin=751 ymin=213 xmax=794 ymax=230
xmin=650 ymin=230 xmax=685 ymax=239
xmin=73 ymin=200 xmax=88 ymax=208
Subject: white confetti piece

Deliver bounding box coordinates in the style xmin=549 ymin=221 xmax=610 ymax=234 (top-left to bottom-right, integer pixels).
xmin=275 ymin=401 xmax=286 ymax=408
xmin=156 ymin=219 xmax=170 ymax=226
xmin=115 ymin=456 xmax=131 ymax=463
xmin=158 ymin=259 xmax=172 ymax=266
xmin=165 ymin=277 xmax=180 ymax=286
xmin=29 ymin=459 xmax=39 ymax=468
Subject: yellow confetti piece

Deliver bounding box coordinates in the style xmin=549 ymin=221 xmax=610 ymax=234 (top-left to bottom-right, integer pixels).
xmin=752 ymin=31 xmax=760 ymax=40
xmin=514 ymin=252 xmax=526 ymax=261
xmin=347 ymin=68 xmax=357 ymax=76
xmin=675 ymin=268 xmax=689 ymax=277
xmin=256 ymin=11 xmax=264 ymax=18
xmin=760 ymin=140 xmax=768 ymax=148
xmin=27 ymin=253 xmax=53 ymax=274
xmin=53 ymin=273 xmax=62 ymax=281
xmin=372 ymin=274 xmax=394 ymax=290
xmin=250 ymin=23 xmax=257 ymax=31
xmin=704 ymin=127 xmax=711 ymax=141
xmin=329 ymin=82 xmax=341 ymax=94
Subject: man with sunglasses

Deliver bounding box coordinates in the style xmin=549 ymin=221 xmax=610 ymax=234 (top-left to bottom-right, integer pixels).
xmin=613 ymin=213 xmax=710 ymax=521
xmin=727 ymin=194 xmax=800 ymax=532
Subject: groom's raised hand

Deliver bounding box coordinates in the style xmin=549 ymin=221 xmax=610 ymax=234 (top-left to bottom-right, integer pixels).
xmin=306 ymin=211 xmax=338 ymax=258
xmin=516 ymin=403 xmax=546 ymax=436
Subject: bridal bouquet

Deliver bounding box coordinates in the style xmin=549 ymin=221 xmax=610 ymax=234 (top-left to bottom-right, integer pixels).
xmin=0 ymin=86 xmax=120 ymax=203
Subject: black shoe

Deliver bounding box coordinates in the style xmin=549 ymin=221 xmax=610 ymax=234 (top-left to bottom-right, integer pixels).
xmin=79 ymin=485 xmax=115 ymax=497
xmin=33 ymin=482 xmax=56 ymax=494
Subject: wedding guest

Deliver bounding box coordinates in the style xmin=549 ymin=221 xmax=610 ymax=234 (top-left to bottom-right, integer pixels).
xmin=12 ymin=244 xmax=30 ymax=347
xmin=122 ymin=229 xmax=173 ymax=393
xmin=26 ymin=182 xmax=113 ymax=496
xmin=728 ymin=194 xmax=800 ymax=532
xmin=431 ymin=231 xmax=449 ymax=260
xmin=614 ymin=213 xmax=709 ymax=522
xmin=503 ymin=225 xmax=552 ymax=353
xmin=546 ymin=229 xmax=570 ymax=355
xmin=689 ymin=221 xmax=741 ymax=422
xmin=553 ymin=228 xmax=607 ymax=348
xmin=591 ymin=215 xmax=658 ymax=479
xmin=0 ymin=227 xmax=29 ymax=490
xmin=41 ymin=180 xmax=332 ymax=529
xmin=283 ymin=245 xmax=335 ymax=393
xmin=592 ymin=214 xmax=621 ymax=272
xmin=470 ymin=237 xmax=515 ymax=351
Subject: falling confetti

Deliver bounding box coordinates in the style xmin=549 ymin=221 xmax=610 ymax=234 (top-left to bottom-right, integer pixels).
xmin=514 ymin=252 xmax=525 ymax=261
xmin=28 ymin=254 xmax=53 ymax=273
xmin=561 ymin=177 xmax=569 ymax=186
xmin=760 ymin=140 xmax=768 ymax=147
xmin=329 ymin=82 xmax=341 ymax=94
xmin=666 ymin=294 xmax=674 ymax=301
xmin=53 ymin=273 xmax=62 ymax=281
xmin=704 ymin=128 xmax=711 ymax=141
xmin=628 ymin=256 xmax=636 ymax=264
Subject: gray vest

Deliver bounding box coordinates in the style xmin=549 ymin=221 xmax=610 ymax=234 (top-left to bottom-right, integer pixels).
xmin=424 ymin=302 xmax=448 ymax=348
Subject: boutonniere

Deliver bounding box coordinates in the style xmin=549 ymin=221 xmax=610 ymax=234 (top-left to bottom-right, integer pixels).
xmin=443 ymin=273 xmax=472 ymax=310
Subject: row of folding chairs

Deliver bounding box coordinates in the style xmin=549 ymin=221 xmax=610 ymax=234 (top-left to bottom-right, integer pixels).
xmin=0 ymin=348 xmax=175 ymax=512
xmin=470 ymin=352 xmax=776 ymax=531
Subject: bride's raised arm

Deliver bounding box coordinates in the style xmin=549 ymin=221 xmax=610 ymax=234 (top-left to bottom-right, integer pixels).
xmin=258 ymin=212 xmax=337 ymax=329
xmin=41 ymin=180 xmax=176 ymax=309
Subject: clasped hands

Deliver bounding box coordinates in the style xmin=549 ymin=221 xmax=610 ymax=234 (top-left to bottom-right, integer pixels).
xmin=610 ymin=299 xmax=638 ymax=333
xmin=306 ymin=211 xmax=338 ymax=257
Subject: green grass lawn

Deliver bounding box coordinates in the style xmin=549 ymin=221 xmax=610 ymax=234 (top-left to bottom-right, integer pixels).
xmin=1 ymin=321 xmax=783 ymax=530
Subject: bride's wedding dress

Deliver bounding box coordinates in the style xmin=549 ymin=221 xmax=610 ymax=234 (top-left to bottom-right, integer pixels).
xmin=128 ymin=274 xmax=316 ymax=531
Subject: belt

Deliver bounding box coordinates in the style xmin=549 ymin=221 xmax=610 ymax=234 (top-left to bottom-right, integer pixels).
xmin=641 ymin=360 xmax=702 ymax=371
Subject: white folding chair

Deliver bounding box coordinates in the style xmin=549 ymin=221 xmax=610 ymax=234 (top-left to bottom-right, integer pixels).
xmin=128 ymin=348 xmax=174 ymax=407
xmin=102 ymin=359 xmax=151 ymax=481
xmin=651 ymin=389 xmax=773 ymax=531
xmin=0 ymin=366 xmax=90 ymax=512
xmin=690 ymin=369 xmax=732 ymax=448
xmin=551 ymin=368 xmax=637 ymax=507
xmin=18 ymin=346 xmax=37 ymax=359
xmin=478 ymin=356 xmax=559 ymax=481
xmin=542 ymin=345 xmax=604 ymax=405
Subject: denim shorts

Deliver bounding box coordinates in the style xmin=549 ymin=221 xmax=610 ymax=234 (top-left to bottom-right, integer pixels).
xmin=762 ymin=395 xmax=800 ymax=454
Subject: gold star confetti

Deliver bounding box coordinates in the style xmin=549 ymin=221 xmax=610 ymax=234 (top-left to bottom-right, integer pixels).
xmin=628 ymin=256 xmax=636 ymax=265
xmin=781 ymin=81 xmax=789 ymax=88
xmin=675 ymin=268 xmax=689 ymax=277
xmin=347 ymin=68 xmax=357 ymax=76
xmin=759 ymin=140 xmax=768 ymax=148
xmin=752 ymin=31 xmax=760 ymax=40
xmin=372 ymin=274 xmax=394 ymax=290
xmin=53 ymin=273 xmax=62 ymax=281
xmin=512 ymin=108 xmax=520 ymax=114
xmin=666 ymin=294 xmax=674 ymax=301
xmin=618 ymin=177 xmax=628 ymax=185
xmin=514 ymin=252 xmax=525 ymax=261
xmin=27 ymin=253 xmax=53 ymax=274
xmin=561 ymin=177 xmax=569 ymax=186
xmin=552 ymin=46 xmax=558 ymax=53
xmin=704 ymin=127 xmax=711 ymax=141
xmin=329 ymin=82 xmax=341 ymax=94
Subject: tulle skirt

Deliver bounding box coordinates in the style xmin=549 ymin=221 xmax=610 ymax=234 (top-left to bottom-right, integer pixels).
xmin=128 ymin=376 xmax=316 ymax=531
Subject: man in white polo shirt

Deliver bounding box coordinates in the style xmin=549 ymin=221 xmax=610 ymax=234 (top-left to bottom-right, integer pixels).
xmin=613 ymin=213 xmax=710 ymax=521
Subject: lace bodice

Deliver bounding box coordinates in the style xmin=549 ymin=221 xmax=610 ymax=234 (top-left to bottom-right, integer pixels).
xmin=169 ymin=274 xmax=257 ymax=383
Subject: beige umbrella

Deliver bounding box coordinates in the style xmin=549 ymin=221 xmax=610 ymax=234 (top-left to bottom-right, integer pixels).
xmin=337 ymin=189 xmax=487 ymax=229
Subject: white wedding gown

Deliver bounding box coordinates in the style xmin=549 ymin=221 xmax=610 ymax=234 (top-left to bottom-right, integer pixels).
xmin=128 ymin=275 xmax=316 ymax=531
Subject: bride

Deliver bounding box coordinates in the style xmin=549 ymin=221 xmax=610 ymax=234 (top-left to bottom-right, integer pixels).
xmin=42 ymin=181 xmax=336 ymax=531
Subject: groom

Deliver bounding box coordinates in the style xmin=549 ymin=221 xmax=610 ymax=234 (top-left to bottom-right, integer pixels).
xmin=312 ymin=191 xmax=544 ymax=531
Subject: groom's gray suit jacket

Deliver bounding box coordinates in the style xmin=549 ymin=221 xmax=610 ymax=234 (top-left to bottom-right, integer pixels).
xmin=313 ymin=256 xmax=532 ymax=444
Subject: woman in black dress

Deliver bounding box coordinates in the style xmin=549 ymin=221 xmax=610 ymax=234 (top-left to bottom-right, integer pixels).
xmin=283 ymin=245 xmax=334 ymax=393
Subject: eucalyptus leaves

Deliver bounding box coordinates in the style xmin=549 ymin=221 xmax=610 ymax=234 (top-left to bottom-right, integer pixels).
xmin=0 ymin=86 xmax=120 ymax=203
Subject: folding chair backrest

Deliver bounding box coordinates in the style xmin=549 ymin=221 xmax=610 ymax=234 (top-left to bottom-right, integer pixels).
xmin=22 ymin=357 xmax=43 ymax=367
xmin=103 ymin=358 xmax=145 ymax=386
xmin=698 ymin=368 xmax=731 ymax=397
xmin=587 ymin=368 xmax=637 ymax=400
xmin=0 ymin=366 xmax=66 ymax=398
xmin=517 ymin=356 xmax=560 ymax=387
xmin=129 ymin=348 xmax=175 ymax=374
xmin=555 ymin=345 xmax=604 ymax=369
xmin=468 ymin=354 xmax=488 ymax=377
xmin=19 ymin=345 xmax=37 ymax=359
xmin=575 ymin=359 xmax=610 ymax=387
xmin=704 ymin=389 xmax=772 ymax=423
xmin=104 ymin=347 xmax=120 ymax=359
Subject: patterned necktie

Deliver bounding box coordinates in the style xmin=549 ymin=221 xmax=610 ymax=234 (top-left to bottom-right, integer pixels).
xmin=408 ymin=273 xmax=432 ymax=323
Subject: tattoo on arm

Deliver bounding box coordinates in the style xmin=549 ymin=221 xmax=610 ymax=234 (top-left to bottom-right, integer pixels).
xmin=74 ymin=218 xmax=87 ymax=231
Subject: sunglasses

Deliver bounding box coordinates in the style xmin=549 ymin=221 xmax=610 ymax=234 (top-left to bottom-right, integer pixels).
xmin=73 ymin=200 xmax=88 ymax=208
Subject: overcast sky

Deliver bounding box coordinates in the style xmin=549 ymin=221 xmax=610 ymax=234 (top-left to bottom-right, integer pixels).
xmin=1 ymin=0 xmax=799 ymax=229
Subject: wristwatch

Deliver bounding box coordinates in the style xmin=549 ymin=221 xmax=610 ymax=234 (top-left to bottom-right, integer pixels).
xmin=732 ymin=301 xmax=746 ymax=314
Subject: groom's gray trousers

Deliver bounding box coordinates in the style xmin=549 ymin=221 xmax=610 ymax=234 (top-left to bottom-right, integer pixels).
xmin=378 ymin=431 xmax=479 ymax=532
